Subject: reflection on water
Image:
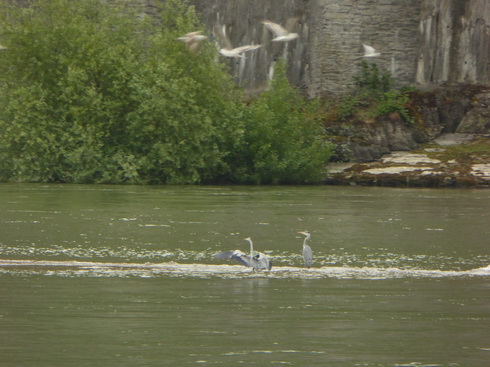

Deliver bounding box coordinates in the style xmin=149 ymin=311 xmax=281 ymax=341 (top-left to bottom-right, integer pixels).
xmin=1 ymin=184 xmax=490 ymax=366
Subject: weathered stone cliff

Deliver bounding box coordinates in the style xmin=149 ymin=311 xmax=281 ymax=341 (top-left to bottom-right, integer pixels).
xmin=191 ymin=0 xmax=308 ymax=94
xmin=339 ymin=85 xmax=490 ymax=162
xmin=182 ymin=0 xmax=490 ymax=96
xmin=416 ymin=0 xmax=490 ymax=85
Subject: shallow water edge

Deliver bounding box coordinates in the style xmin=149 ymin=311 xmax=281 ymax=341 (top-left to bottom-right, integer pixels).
xmin=2 ymin=259 xmax=489 ymax=280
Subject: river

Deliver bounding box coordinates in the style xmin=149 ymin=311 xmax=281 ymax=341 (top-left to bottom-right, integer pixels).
xmin=1 ymin=184 xmax=489 ymax=366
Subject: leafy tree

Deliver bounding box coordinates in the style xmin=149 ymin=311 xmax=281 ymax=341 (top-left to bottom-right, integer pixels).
xmin=231 ymin=62 xmax=332 ymax=184
xmin=0 ymin=0 xmax=242 ymax=184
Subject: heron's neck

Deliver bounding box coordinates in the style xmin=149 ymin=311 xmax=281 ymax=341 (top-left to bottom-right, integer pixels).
xmin=303 ymin=236 xmax=310 ymax=247
xmin=248 ymin=240 xmax=254 ymax=258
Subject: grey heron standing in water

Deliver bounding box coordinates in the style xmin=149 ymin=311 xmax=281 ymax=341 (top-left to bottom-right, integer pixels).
xmin=214 ymin=237 xmax=272 ymax=271
xmin=298 ymin=231 xmax=313 ymax=268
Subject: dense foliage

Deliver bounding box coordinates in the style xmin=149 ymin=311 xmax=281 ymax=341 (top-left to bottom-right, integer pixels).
xmin=351 ymin=61 xmax=414 ymax=123
xmin=0 ymin=0 xmax=331 ymax=184
xmin=233 ymin=62 xmax=332 ymax=184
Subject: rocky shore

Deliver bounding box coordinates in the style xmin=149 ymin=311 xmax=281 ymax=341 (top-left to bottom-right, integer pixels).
xmin=324 ymin=86 xmax=490 ymax=188
xmin=326 ymin=134 xmax=490 ymax=188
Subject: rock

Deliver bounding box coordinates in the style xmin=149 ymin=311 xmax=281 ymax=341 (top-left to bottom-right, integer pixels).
xmin=471 ymin=164 xmax=490 ymax=181
xmin=433 ymin=133 xmax=476 ymax=146
xmin=362 ymin=166 xmax=431 ymax=175
xmin=338 ymin=86 xmax=489 ymax=163
xmin=347 ymin=143 xmax=389 ymax=162
xmin=457 ymin=92 xmax=490 ymax=134
xmin=346 ymin=118 xmax=430 ymax=162
xmin=325 ymin=148 xmax=490 ymax=188
xmin=417 ymin=0 xmax=490 ymax=86
xmin=383 ymin=120 xmax=419 ymax=150
xmin=381 ymin=151 xmax=441 ymax=165
xmin=436 ymin=92 xmax=471 ymax=133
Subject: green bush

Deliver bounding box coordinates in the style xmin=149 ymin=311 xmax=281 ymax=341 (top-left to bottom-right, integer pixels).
xmin=354 ymin=61 xmax=393 ymax=98
xmin=0 ymin=0 xmax=243 ymax=184
xmin=350 ymin=61 xmax=413 ymax=123
xmin=231 ymin=63 xmax=333 ymax=184
xmin=372 ymin=90 xmax=413 ymax=123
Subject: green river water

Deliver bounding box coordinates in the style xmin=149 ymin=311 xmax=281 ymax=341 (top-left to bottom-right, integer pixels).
xmin=0 ymin=184 xmax=489 ymax=366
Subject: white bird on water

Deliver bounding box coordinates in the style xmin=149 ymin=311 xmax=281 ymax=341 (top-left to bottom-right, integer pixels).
xmin=219 ymin=44 xmax=261 ymax=58
xmin=262 ymin=20 xmax=299 ymax=42
xmin=214 ymin=237 xmax=272 ymax=271
xmin=298 ymin=231 xmax=313 ymax=269
xmin=362 ymin=44 xmax=381 ymax=58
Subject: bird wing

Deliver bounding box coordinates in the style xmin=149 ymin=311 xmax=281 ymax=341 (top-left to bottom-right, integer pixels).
xmin=215 ymin=250 xmax=252 ymax=267
xmin=177 ymin=31 xmax=201 ymax=42
xmin=231 ymin=44 xmax=261 ymax=53
xmin=219 ymin=48 xmax=239 ymax=57
xmin=262 ymin=257 xmax=273 ymax=270
xmin=363 ymin=44 xmax=376 ymax=54
xmin=184 ymin=31 xmax=202 ymax=37
xmin=262 ymin=20 xmax=289 ymax=36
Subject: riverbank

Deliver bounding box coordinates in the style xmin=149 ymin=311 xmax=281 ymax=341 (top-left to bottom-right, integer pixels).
xmin=326 ymin=133 xmax=490 ymax=187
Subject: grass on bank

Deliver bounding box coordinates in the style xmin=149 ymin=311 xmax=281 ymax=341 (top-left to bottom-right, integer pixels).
xmin=423 ymin=139 xmax=490 ymax=164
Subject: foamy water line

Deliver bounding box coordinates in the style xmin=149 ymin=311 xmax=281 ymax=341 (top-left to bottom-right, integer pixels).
xmin=1 ymin=259 xmax=489 ymax=279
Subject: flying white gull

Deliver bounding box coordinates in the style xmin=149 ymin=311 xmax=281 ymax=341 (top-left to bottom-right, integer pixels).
xmin=219 ymin=44 xmax=261 ymax=58
xmin=262 ymin=20 xmax=299 ymax=42
xmin=362 ymin=44 xmax=381 ymax=58
xmin=177 ymin=31 xmax=208 ymax=55
xmin=212 ymin=22 xmax=261 ymax=59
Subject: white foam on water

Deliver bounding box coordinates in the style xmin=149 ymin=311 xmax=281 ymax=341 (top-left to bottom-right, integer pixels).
xmin=1 ymin=259 xmax=489 ymax=279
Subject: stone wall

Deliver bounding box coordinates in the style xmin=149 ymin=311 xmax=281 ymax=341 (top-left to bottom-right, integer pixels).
xmin=189 ymin=0 xmax=423 ymax=97
xmin=164 ymin=0 xmax=490 ymax=96
xmin=191 ymin=0 xmax=308 ymax=94
xmin=308 ymin=0 xmax=421 ymax=97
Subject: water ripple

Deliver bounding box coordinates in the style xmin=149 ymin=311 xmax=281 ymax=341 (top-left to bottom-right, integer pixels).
xmin=1 ymin=244 xmax=488 ymax=271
